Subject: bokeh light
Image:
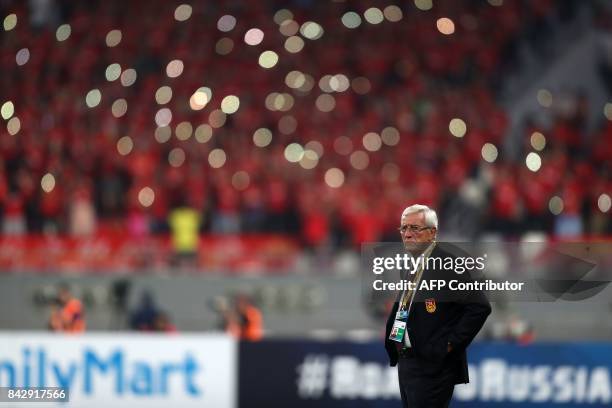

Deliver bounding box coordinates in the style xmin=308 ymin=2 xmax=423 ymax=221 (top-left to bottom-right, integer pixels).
xmin=300 ymin=21 xmax=324 ymax=40
xmin=175 ymin=121 xmax=193 ymax=141
xmin=3 ymin=14 xmax=17 ymax=31
xmin=85 ymin=89 xmax=102 ymax=108
xmin=325 ymin=168 xmax=345 ymax=188
xmin=1 ymin=101 xmax=14 ymax=120
xmin=284 ymin=143 xmax=304 ymax=163
xmin=525 ymin=152 xmax=542 ymax=172
xmin=436 ymin=18 xmax=455 ymax=35
xmin=286 ymin=71 xmax=306 ymax=89
xmin=55 ymin=24 xmax=71 ymax=41
xmin=299 ymin=149 xmax=319 ymax=170
xmin=294 ymin=74 xmax=315 ymax=94
xmin=414 ymin=0 xmax=433 ymax=11
xmin=209 ymin=110 xmax=227 ymax=128
xmin=245 ymin=28 xmax=264 ymax=46
xmin=16 ymin=48 xmax=30 ymax=66
xmin=350 ymin=150 xmax=369 ymax=170
xmin=221 ymin=95 xmax=240 ymax=114
xmin=217 ymin=15 xmax=236 ymax=32
xmin=319 ymin=75 xmax=333 ymax=93
xmin=304 ymin=141 xmax=324 ymax=157
xmin=190 ymin=87 xmax=212 ymax=110
xmin=549 ymin=196 xmax=564 ymax=215
xmin=166 ymin=60 xmax=184 ymax=78
xmin=364 ymin=8 xmax=384 ymax=25
xmin=208 ymin=148 xmax=227 ymax=168
xmin=284 ymin=36 xmax=304 ymax=53
xmin=341 ymin=12 xmax=361 ymax=29
xmin=116 ymin=136 xmax=133 ymax=156
xmin=274 ymin=9 xmax=293 ymax=25
xmin=7 ymin=117 xmax=21 ymax=135
xmin=155 ymin=126 xmax=172 ymax=144
xmin=598 ymin=194 xmax=611 ymax=213
xmin=105 ymin=63 xmax=121 ymax=82
xmin=155 ymin=86 xmax=173 ymax=105
xmin=120 ymin=69 xmax=137 ymax=87
xmin=105 ymin=29 xmax=122 ymax=47
xmin=537 ymin=89 xmax=553 ymax=107
xmin=530 ymin=132 xmax=546 ymax=151
xmin=41 ymin=173 xmax=56 ymax=193
xmin=216 ymin=38 xmax=234 ymax=55
xmin=169 ymin=147 xmax=186 ymax=167
xmin=315 ymin=94 xmax=335 ymax=112
xmin=384 ymin=5 xmax=403 ymax=22
xmin=155 ymin=108 xmax=173 ymax=127
xmin=111 ymin=99 xmax=128 ymax=118
xmin=232 ymin=171 xmax=251 ymax=191
xmin=330 ymin=74 xmax=350 ymax=92
xmin=381 ymin=126 xmax=400 ymax=146
xmin=138 ymin=187 xmax=155 ymax=207
xmin=449 ymin=118 xmax=467 ymax=138
xmin=258 ymin=51 xmax=279 ymax=68
xmin=265 ymin=92 xmax=294 ymax=112
xmin=174 ymin=4 xmax=192 ymax=21
xmin=195 ymin=124 xmax=213 ymax=143
xmin=253 ymin=128 xmax=273 ymax=147
xmin=603 ymin=103 xmax=612 ymax=120
xmin=363 ymin=132 xmax=382 ymax=152
xmin=279 ymin=20 xmax=299 ymax=36
xmin=481 ymin=143 xmax=498 ymax=163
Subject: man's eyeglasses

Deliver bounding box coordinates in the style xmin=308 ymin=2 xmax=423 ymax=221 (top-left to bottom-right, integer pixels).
xmin=398 ymin=224 xmax=432 ymax=234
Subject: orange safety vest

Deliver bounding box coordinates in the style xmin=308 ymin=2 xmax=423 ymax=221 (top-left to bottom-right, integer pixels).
xmin=62 ymin=299 xmax=85 ymax=332
xmin=241 ymin=305 xmax=263 ymax=341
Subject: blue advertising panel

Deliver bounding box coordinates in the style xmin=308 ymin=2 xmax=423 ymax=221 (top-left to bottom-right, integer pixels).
xmin=239 ymin=341 xmax=612 ymax=408
xmin=454 ymin=343 xmax=612 ymax=407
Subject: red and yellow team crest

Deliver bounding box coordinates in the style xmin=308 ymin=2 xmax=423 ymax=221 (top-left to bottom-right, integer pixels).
xmin=425 ymin=298 xmax=436 ymax=313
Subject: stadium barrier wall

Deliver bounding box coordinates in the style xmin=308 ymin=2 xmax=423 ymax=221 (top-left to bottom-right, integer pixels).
xmin=0 ymin=333 xmax=610 ymax=407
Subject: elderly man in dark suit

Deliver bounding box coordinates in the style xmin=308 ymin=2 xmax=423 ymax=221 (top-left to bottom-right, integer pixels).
xmin=385 ymin=204 xmax=491 ymax=408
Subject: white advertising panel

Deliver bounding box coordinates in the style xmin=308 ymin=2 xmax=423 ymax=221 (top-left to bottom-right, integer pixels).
xmin=0 ymin=332 xmax=236 ymax=408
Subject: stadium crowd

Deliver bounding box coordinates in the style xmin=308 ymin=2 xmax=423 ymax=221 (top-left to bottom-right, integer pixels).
xmin=0 ymin=0 xmax=610 ymax=254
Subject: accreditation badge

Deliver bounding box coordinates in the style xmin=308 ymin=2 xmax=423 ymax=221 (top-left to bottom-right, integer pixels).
xmin=388 ymin=320 xmax=406 ymax=342
xmin=395 ymin=310 xmax=408 ymax=320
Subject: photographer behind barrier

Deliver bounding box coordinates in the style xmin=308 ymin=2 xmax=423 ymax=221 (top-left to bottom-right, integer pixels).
xmin=384 ymin=204 xmax=491 ymax=408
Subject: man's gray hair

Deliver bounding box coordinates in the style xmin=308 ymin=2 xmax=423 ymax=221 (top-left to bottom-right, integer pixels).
xmin=401 ymin=204 xmax=438 ymax=229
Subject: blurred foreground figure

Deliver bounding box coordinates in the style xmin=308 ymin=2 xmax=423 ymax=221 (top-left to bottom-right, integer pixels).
xmin=168 ymin=203 xmax=201 ymax=268
xmin=129 ymin=291 xmax=160 ymax=331
xmin=236 ymin=294 xmax=263 ymax=341
xmin=48 ymin=284 xmax=85 ymax=332
xmin=213 ymin=296 xmax=241 ymax=337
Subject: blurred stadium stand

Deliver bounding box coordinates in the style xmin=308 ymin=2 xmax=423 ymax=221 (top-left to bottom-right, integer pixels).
xmin=0 ymin=0 xmax=611 ymax=340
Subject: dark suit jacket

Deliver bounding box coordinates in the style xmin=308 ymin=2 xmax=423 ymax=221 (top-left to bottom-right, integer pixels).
xmin=384 ymin=244 xmax=491 ymax=384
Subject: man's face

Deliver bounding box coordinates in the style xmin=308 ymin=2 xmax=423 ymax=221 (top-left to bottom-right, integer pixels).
xmin=399 ymin=211 xmax=436 ymax=254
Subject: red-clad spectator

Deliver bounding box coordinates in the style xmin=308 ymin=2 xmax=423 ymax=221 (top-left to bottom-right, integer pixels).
xmin=2 ymin=194 xmax=26 ymax=236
